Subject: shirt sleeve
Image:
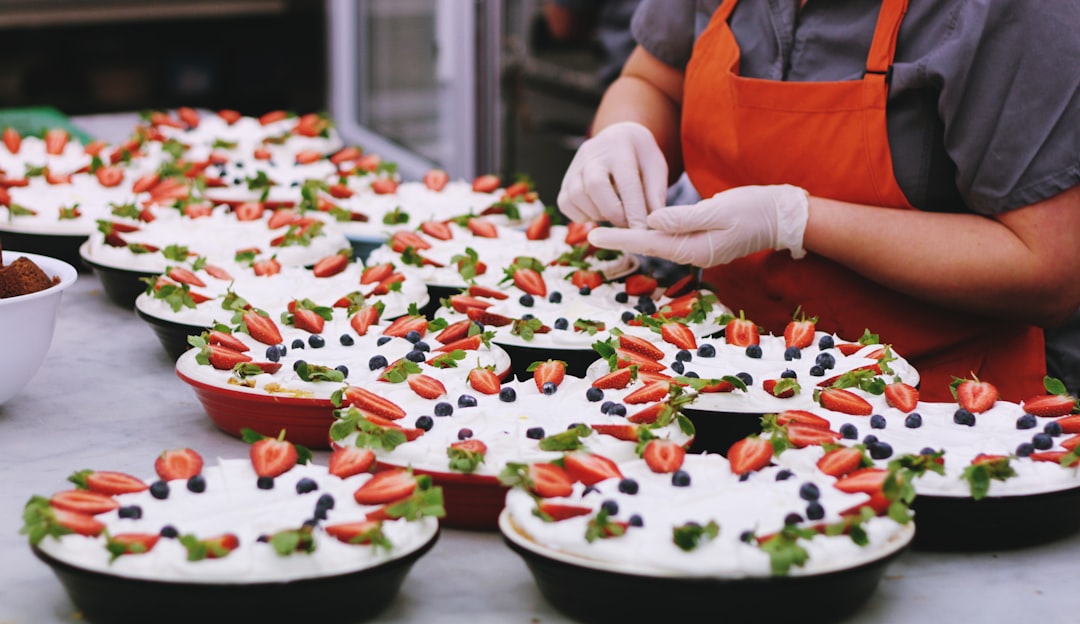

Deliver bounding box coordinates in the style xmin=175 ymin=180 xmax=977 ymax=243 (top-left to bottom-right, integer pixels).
xmin=927 ymin=0 xmax=1080 ymax=214
xmin=629 ymin=0 xmax=703 ymax=69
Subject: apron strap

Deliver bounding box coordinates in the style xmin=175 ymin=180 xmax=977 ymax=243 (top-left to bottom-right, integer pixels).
xmin=866 ymin=0 xmax=909 ymax=75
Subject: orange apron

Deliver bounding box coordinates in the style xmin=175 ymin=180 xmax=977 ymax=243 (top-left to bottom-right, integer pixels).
xmin=682 ymin=0 xmax=1045 ymax=401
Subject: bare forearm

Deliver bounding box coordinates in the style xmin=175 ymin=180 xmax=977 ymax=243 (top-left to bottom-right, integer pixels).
xmin=805 ymin=188 xmax=1080 ymax=326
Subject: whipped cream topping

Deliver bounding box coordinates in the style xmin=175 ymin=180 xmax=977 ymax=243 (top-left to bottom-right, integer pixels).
xmin=503 ymin=453 xmax=912 ymax=578
xmin=333 ymin=376 xmax=694 ymax=478
xmin=155 ymin=114 xmax=343 ymax=157
xmin=773 ymin=393 xmax=1080 ymax=498
xmin=35 ymin=459 xmax=438 ymax=583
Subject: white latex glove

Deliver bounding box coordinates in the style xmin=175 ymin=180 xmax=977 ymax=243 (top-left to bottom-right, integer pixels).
xmin=586 ymin=185 xmax=810 ymax=267
xmin=557 ymin=121 xmax=669 ymax=229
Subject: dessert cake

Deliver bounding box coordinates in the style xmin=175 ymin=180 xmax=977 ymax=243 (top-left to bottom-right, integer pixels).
xmin=0 ymin=249 xmax=58 ymax=297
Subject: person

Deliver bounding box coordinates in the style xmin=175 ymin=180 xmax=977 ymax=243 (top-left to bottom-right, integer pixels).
xmin=557 ymin=0 xmax=1080 ymax=402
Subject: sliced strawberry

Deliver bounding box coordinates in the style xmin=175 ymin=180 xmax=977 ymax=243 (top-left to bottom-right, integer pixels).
xmin=177 ymin=106 xmax=200 ymax=128
xmin=45 ymin=169 xmax=72 ymax=185
xmin=167 ymin=266 xmax=206 ymax=288
xmin=590 ymin=424 xmax=640 ymax=442
xmin=44 ymin=129 xmax=69 ymax=155
xmin=563 ymin=451 xmax=622 ymax=485
xmin=294 ymin=149 xmax=323 ymax=165
xmin=466 ymin=307 xmax=514 ymax=327
xmin=423 ymin=168 xmax=449 ymax=191
xmin=1059 ymin=435 xmax=1080 ymax=452
xmin=407 ymin=374 xmax=446 ymax=399
xmin=355 ymin=153 xmax=382 ymax=172
xmin=623 ymin=380 xmax=671 ymax=404
xmin=466 ymin=284 xmax=508 ymax=300
xmin=659 ymin=322 xmax=697 ymax=350
xmin=467 ymin=217 xmax=499 ymax=238
xmin=350 ymin=307 xmax=381 ymax=336
xmin=615 ymin=348 xmax=667 ymax=373
xmin=369 ymin=273 xmax=406 ymax=295
xmin=642 ymin=439 xmax=686 ymax=473
xmin=564 ymin=221 xmax=596 ymax=245
xmin=95 ymin=166 xmax=124 ymax=187
xmin=107 ymin=533 xmax=160 ymax=556
xmin=53 ymin=508 xmax=106 ymax=537
xmin=591 ymin=368 xmax=634 ymax=390
xmin=1029 ymin=451 xmax=1080 ymax=467
xmin=884 ymin=382 xmax=920 ymax=413
xmin=354 ymin=469 xmax=417 ymax=505
xmin=343 ymin=386 xmax=406 ymax=420
xmin=242 ymin=311 xmax=284 ymax=345
xmin=325 ymin=520 xmax=385 ymax=544
xmin=468 ymin=367 xmax=502 ymax=395
xmin=328 ymin=446 xmax=376 ymax=479
xmin=150 ymin=111 xmax=183 ymax=128
xmin=199 ymin=533 xmax=240 ymax=559
xmin=155 ymin=448 xmax=204 ymax=481
xmin=818 ymin=388 xmax=873 ymax=416
xmin=252 ymin=258 xmax=282 ymax=277
xmin=472 ymin=174 xmax=500 ymax=193
xmin=50 ymin=490 xmax=119 ymax=515
xmin=447 ymin=294 xmax=491 ymax=314
xmin=249 ymin=432 xmax=299 ymax=478
xmin=525 ymin=212 xmax=552 ymax=240
xmin=420 ymin=220 xmax=453 ymax=240
xmin=217 ymin=109 xmax=242 ymax=124
xmin=3 ymin=127 xmax=20 ymax=153
xmin=624 ymin=274 xmax=658 ymax=296
xmin=526 ymin=463 xmax=574 ymax=498
xmin=183 ymin=203 xmax=212 ymax=219
xmin=511 ymin=267 xmax=546 ymax=296
xmin=786 ymin=423 xmax=841 ymax=448
xmin=371 ymin=178 xmax=399 ymax=194
xmin=207 ymin=344 xmax=253 ymax=370
xmin=206 ymin=331 xmax=248 ymax=354
xmin=1056 ymin=414 xmax=1080 ymax=434
xmin=530 ymin=359 xmax=566 ymax=391
xmin=662 ymin=273 xmax=696 ymax=298
xmin=834 ymin=468 xmax=888 ymax=495
xmin=570 ymin=269 xmax=603 ymax=290
xmin=1022 ymin=394 xmax=1077 ymax=418
xmin=537 ymin=502 xmax=593 ymax=521
xmin=953 ymin=376 xmax=999 ymax=414
xmin=783 ymin=318 xmax=817 ymax=349
xmin=775 ymin=410 xmax=831 ymax=429
xmin=816 ymin=364 xmax=882 ymax=388
xmin=725 ymin=313 xmax=760 ymax=347
xmin=627 ymin=402 xmax=669 ymax=424
xmin=81 ymin=471 xmax=148 ymax=495
xmin=817 ymin=447 xmax=866 ymax=478
xmin=329 ymin=145 xmax=362 ymax=165
xmin=131 ymin=172 xmax=159 ymax=194
xmin=727 ymin=437 xmax=773 ymax=475
xmin=382 ymin=315 xmax=428 ymax=338
xmin=434 ymin=334 xmax=486 ymax=353
xmin=618 ymin=334 xmax=665 ymax=360
xmin=259 ymin=110 xmax=288 ymax=125
xmin=232 ymin=201 xmax=263 ymax=222
xmin=360 ymin=262 xmax=395 ymax=285
xmin=390 ymin=230 xmax=432 ymax=252
xmin=267 ymin=208 xmax=298 ymax=229
xmin=292 ymin=308 xmax=325 ymax=334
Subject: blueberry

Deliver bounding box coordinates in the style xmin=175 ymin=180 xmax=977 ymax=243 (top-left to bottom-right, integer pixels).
xmin=954 ymin=408 xmax=976 ymax=426
xmin=368 ymin=355 xmax=388 ymax=370
xmin=745 ymin=344 xmax=762 ymax=359
xmin=150 ymin=480 xmax=170 ymax=500
xmin=600 ymin=499 xmax=619 ymax=515
xmin=519 ymin=294 xmax=534 ymax=307
xmin=118 ymin=505 xmax=142 ymax=519
xmin=799 ymin=482 xmax=820 ymax=501
xmin=615 ymin=291 xmax=629 ymax=303
xmin=628 ymin=514 xmax=644 ymax=527
xmin=809 ymin=365 xmax=825 ymax=377
xmin=548 ymin=291 xmax=562 ymax=304
xmin=1044 ymin=421 xmax=1063 ymax=436
xmin=405 ymin=330 xmax=422 ymax=343
xmin=585 ymin=387 xmax=604 ymax=402
xmin=160 ymin=525 xmax=179 ymax=539
xmin=1016 ymin=442 xmax=1035 ymax=457
xmin=919 ymin=447 xmax=937 ymax=456
xmin=275 ymin=343 xmax=287 ymax=356
xmin=670 ymin=361 xmax=685 ymax=374
xmin=377 ymin=336 xmax=392 ymax=346
xmin=187 ymin=475 xmax=207 ymax=493
xmin=780 ymin=369 xmax=798 ymax=379
xmin=256 ymin=534 xmax=270 ymax=543
xmin=870 ymin=414 xmax=887 ymax=429
xmin=339 ymin=334 xmax=354 ymax=346
xmin=526 ymin=427 xmax=545 ymax=439
xmin=291 ymin=338 xmax=305 ymax=351
xmin=672 ymin=470 xmax=691 ymax=487
xmin=739 ymin=530 xmax=756 ymax=543
xmin=840 ymin=423 xmax=859 ymax=439
xmin=675 ymin=350 xmax=692 ymax=362
xmin=600 ymin=401 xmax=615 ymax=414
xmin=582 ymin=485 xmax=600 ymax=497
xmin=1032 ymin=433 xmax=1053 ymax=450
xmin=458 ymin=428 xmax=474 ymax=440
xmin=784 ymin=513 xmax=804 ymax=526
xmin=335 ymin=365 xmax=349 ymax=378
xmin=302 ymin=518 xmax=319 ymax=528
xmin=296 ymin=478 xmax=319 ymax=494
xmin=266 ymin=346 xmax=281 ymax=362
xmin=806 ymin=502 xmax=825 ymax=521
xmin=293 ymin=359 xmax=307 ymax=371
xmin=621 ymin=311 xmax=636 ymax=323
xmin=415 ymin=415 xmax=434 ymax=431
xmin=697 ymin=344 xmax=716 ymax=358
xmin=521 ymin=314 xmax=534 ymax=322
xmin=869 ymin=442 xmax=894 ymax=459
xmin=905 ymin=412 xmax=923 ymax=428
xmin=499 ymin=387 xmax=517 ymax=403
xmin=818 ymin=335 xmax=835 ymax=350
xmin=683 ymin=371 xmax=699 ymax=379
xmin=457 ymin=394 xmax=478 ymax=408
xmin=314 ymin=506 xmax=329 ymax=521
xmin=784 ymin=346 xmax=802 ymax=361
xmin=414 ymin=341 xmax=430 ymax=353
xmin=637 ymin=294 xmax=653 ymax=306
xmin=739 ymin=472 xmax=752 ymax=482
xmin=736 ymin=372 xmax=753 ymax=386
xmin=775 ymin=470 xmax=794 ymax=481
xmin=316 ymin=493 xmax=335 ymax=511
xmin=618 ymin=479 xmax=639 ymax=495
xmin=815 ymin=352 xmax=836 ymax=369
xmin=434 ymin=402 xmax=454 ymax=416
xmin=308 ymin=334 xmax=325 ymax=348
xmin=863 ymin=434 xmax=879 ymax=445
xmin=609 ymin=403 xmax=627 ymax=417
xmin=636 ymin=300 xmax=657 ymax=315
xmin=257 ymin=476 xmax=274 ymax=490
xmin=554 ymin=318 xmax=569 ymax=330
xmin=406 ymin=350 xmax=426 ymax=363
xmin=579 ymin=286 xmax=592 ymax=296
xmin=567 ymin=422 xmax=583 ymax=430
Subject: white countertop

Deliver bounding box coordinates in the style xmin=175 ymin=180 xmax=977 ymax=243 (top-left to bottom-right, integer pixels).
xmin=2 ymin=274 xmax=1080 ymax=624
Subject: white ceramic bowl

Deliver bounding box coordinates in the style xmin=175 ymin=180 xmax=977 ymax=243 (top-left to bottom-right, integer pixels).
xmin=0 ymin=250 xmax=78 ymax=404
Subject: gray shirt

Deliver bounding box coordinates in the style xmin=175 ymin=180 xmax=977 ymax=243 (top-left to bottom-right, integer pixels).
xmin=631 ymin=0 xmax=1080 ymax=216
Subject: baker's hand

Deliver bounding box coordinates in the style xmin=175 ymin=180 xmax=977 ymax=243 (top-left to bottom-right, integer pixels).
xmin=557 ymin=121 xmax=669 ymax=229
xmin=586 ymin=185 xmax=810 ymax=267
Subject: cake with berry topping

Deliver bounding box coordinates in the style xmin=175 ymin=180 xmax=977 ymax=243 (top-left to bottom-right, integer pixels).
xmin=22 ymin=440 xmax=441 ymax=623
xmin=0 ymin=251 xmax=59 ymax=297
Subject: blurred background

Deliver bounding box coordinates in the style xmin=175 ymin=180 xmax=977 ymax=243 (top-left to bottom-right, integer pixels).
xmin=0 ymin=0 xmax=612 ymax=205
